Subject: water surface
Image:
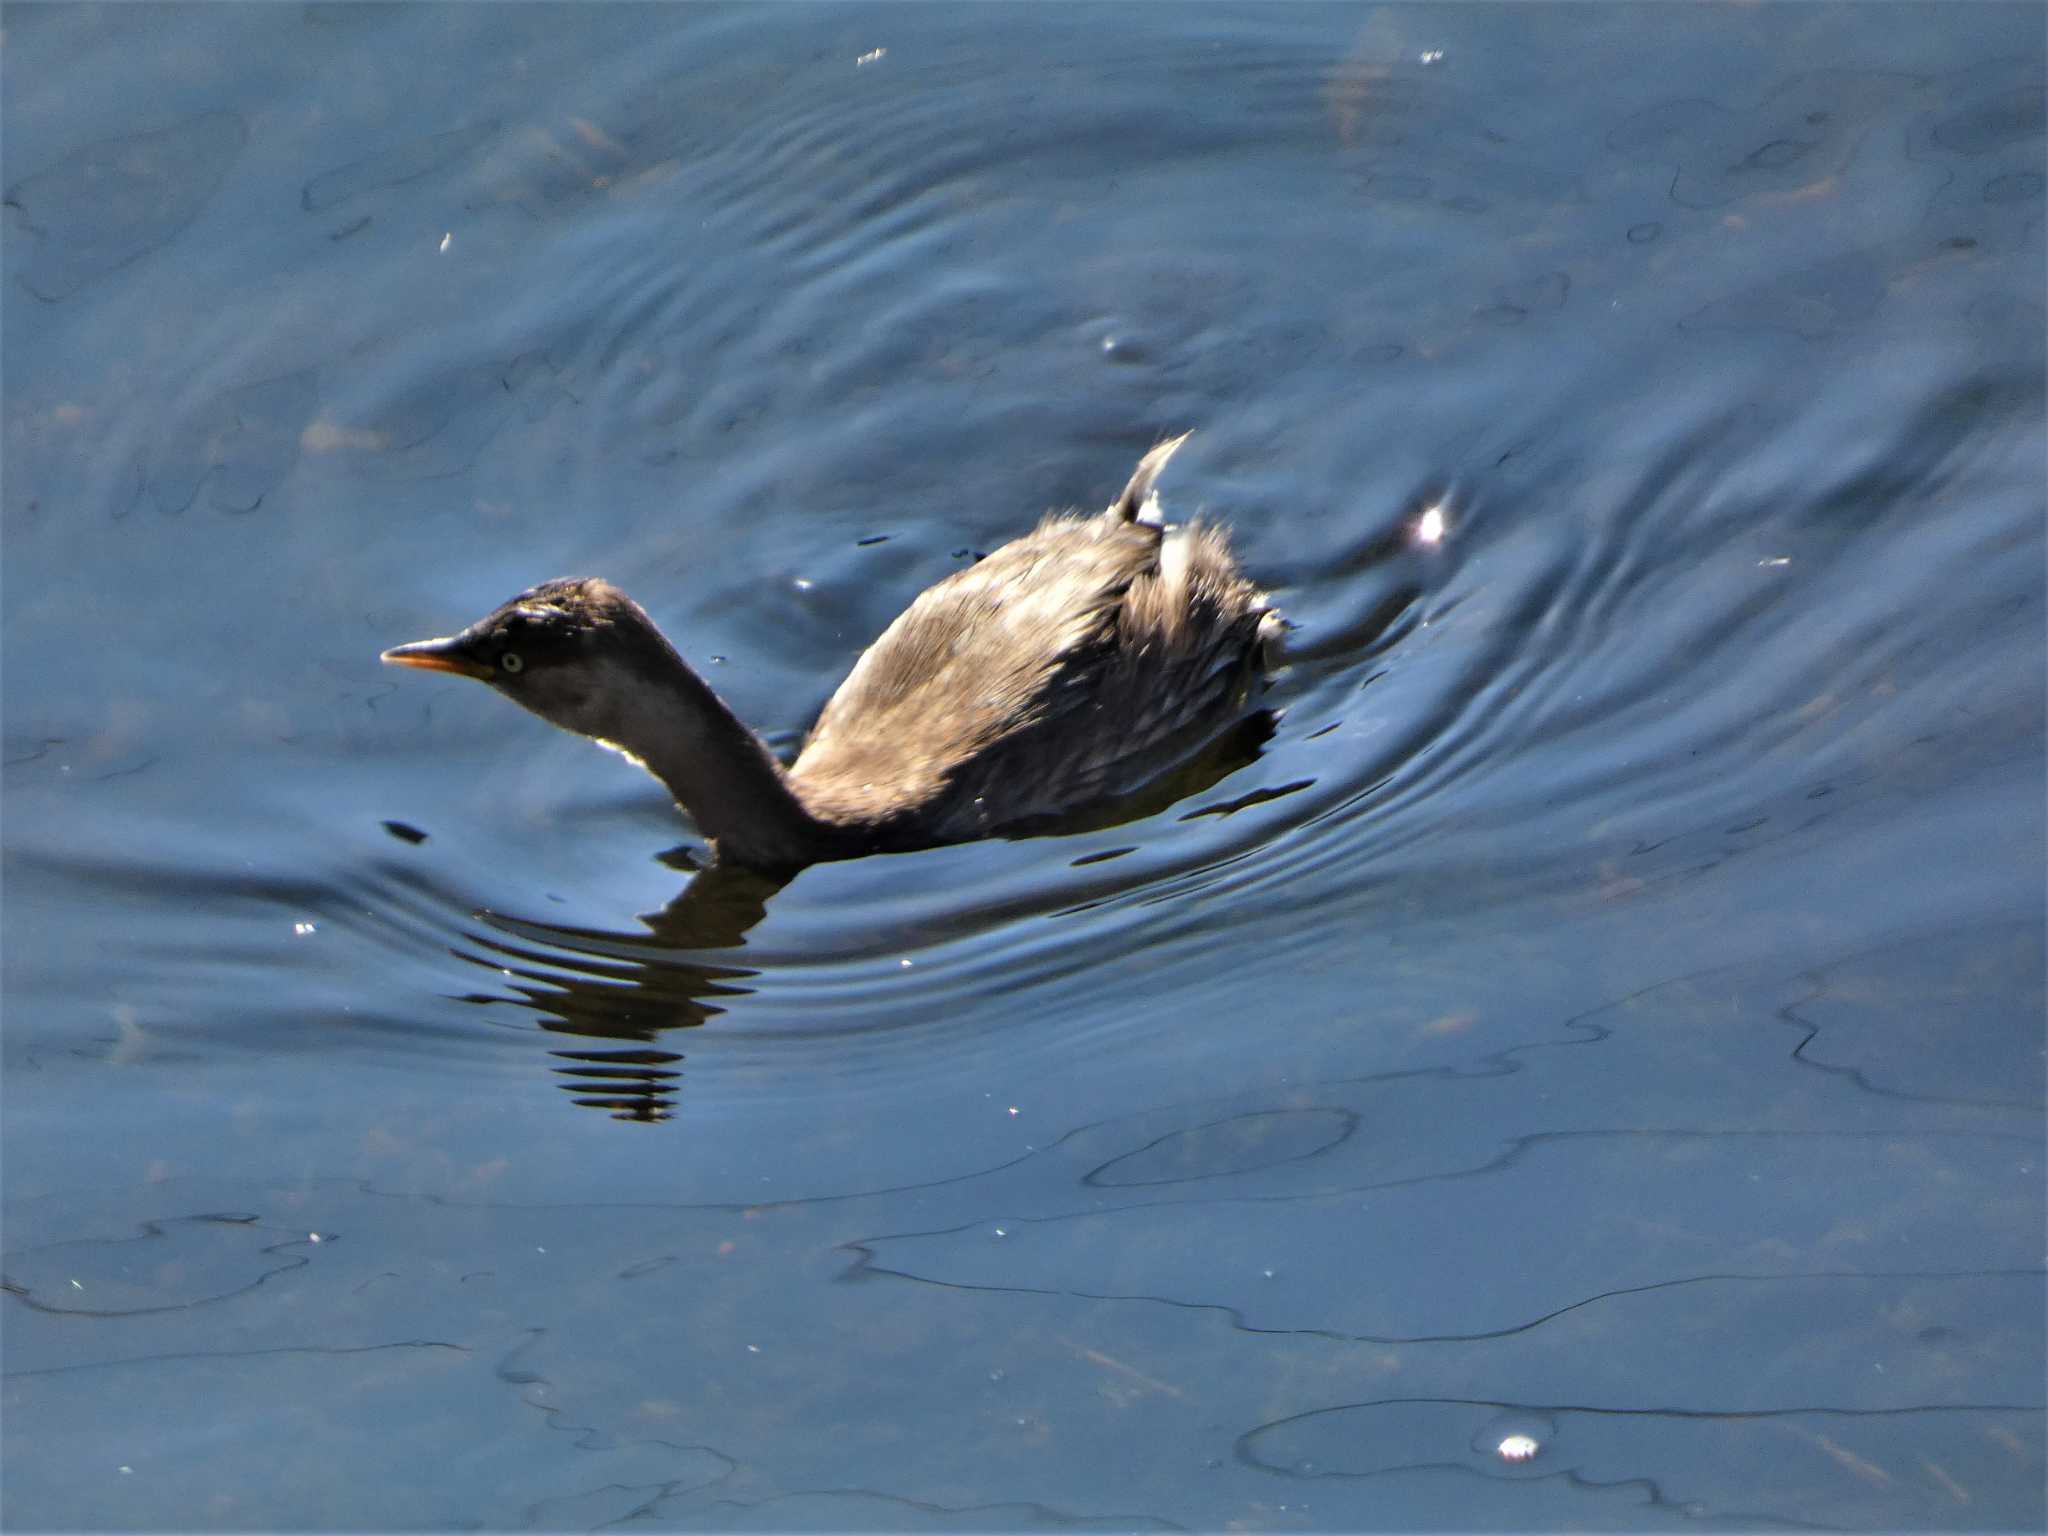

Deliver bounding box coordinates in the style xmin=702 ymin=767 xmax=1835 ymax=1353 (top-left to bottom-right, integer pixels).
xmin=4 ymin=4 xmax=2042 ymax=1529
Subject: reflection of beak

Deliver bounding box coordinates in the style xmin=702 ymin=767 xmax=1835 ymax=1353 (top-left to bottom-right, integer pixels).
xmin=380 ymin=637 xmax=495 ymax=680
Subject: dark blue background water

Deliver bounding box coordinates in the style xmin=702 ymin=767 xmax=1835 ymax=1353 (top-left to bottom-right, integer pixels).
xmin=4 ymin=4 xmax=2042 ymax=1529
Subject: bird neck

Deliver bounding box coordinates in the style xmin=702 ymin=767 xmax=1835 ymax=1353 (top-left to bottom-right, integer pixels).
xmin=608 ymin=643 xmax=826 ymax=872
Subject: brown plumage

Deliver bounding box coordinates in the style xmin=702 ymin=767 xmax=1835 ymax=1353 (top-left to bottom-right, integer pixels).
xmin=382 ymin=435 xmax=1278 ymax=873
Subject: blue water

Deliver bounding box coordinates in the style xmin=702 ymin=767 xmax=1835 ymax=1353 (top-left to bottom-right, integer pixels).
xmin=4 ymin=4 xmax=2042 ymax=1529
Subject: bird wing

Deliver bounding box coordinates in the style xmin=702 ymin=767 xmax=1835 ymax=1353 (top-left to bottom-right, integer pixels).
xmin=792 ymin=508 xmax=1272 ymax=842
xmin=790 ymin=512 xmax=1158 ymax=825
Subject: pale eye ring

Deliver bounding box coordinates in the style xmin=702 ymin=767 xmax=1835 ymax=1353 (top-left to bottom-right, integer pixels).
xmin=499 ymin=651 xmax=524 ymax=674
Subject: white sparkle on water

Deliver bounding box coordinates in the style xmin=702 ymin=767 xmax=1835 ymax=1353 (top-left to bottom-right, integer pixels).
xmin=1498 ymin=1434 xmax=1540 ymax=1462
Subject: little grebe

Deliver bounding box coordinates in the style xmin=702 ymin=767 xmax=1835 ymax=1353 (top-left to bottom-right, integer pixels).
xmin=382 ymin=434 xmax=1278 ymax=872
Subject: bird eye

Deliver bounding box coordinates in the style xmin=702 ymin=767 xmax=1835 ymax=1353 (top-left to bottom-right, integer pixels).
xmin=500 ymin=652 xmax=524 ymax=674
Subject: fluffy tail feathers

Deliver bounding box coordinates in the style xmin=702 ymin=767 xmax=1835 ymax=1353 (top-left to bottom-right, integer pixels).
xmin=1107 ymin=432 xmax=1194 ymax=526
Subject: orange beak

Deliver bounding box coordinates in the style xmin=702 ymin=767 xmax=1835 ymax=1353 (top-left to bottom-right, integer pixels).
xmin=380 ymin=637 xmax=495 ymax=680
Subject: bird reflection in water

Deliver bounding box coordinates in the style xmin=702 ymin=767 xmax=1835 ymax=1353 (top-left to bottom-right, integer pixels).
xmin=447 ymin=854 xmax=782 ymax=1122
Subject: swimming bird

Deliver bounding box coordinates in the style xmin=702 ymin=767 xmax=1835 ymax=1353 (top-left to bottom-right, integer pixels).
xmin=381 ymin=434 xmax=1278 ymax=873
